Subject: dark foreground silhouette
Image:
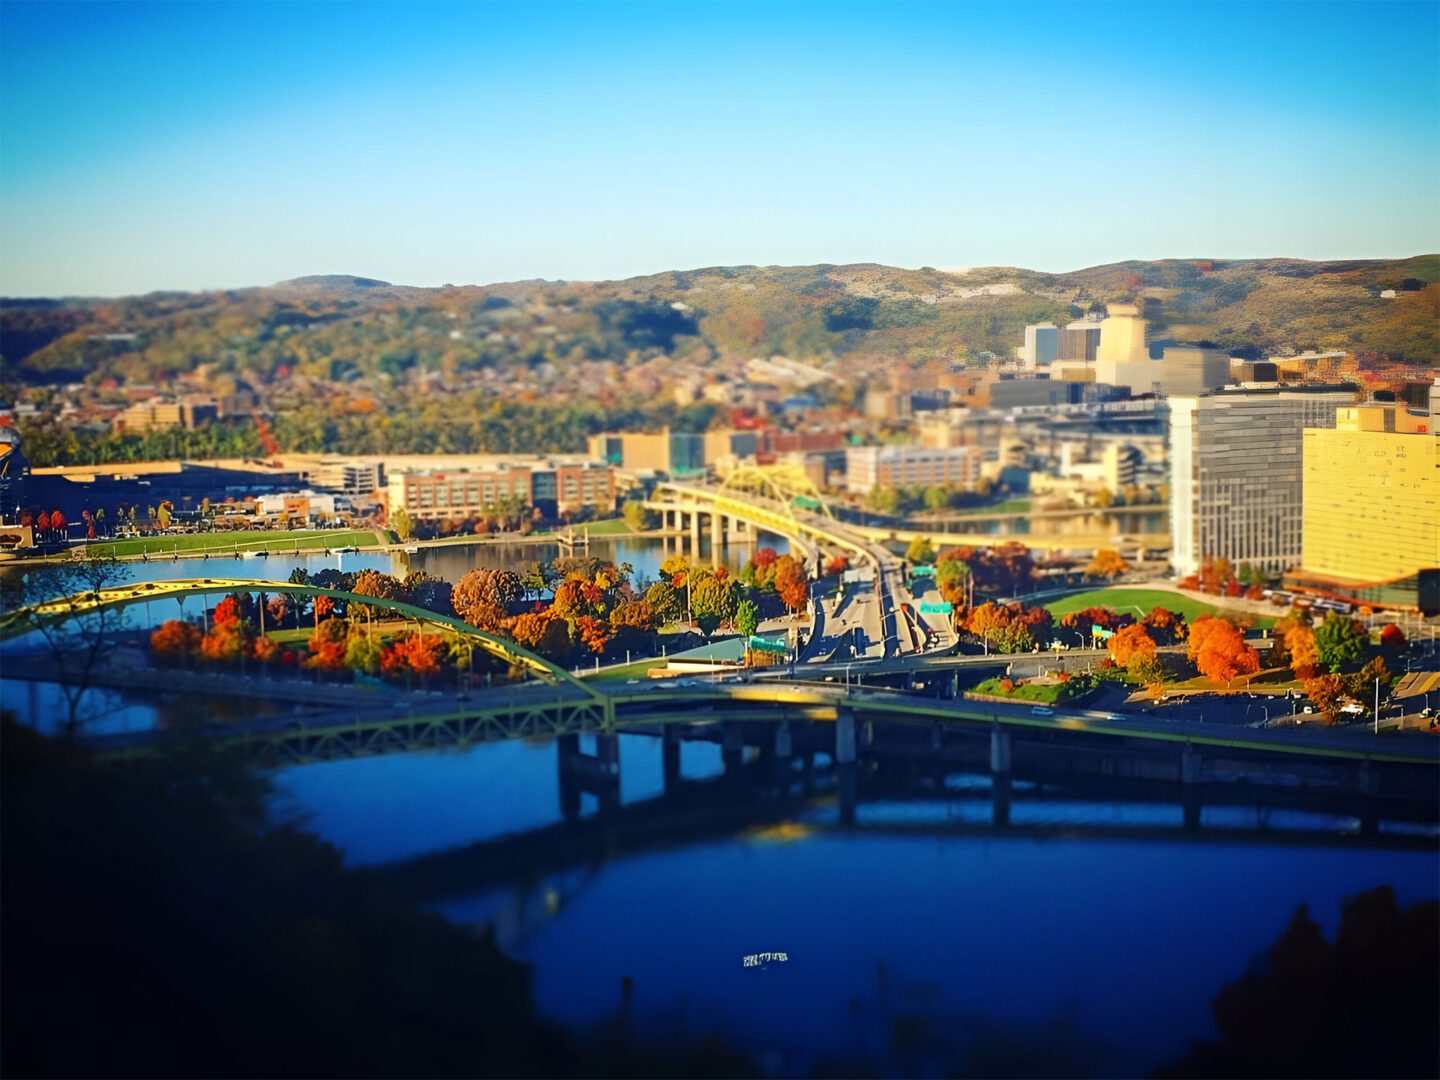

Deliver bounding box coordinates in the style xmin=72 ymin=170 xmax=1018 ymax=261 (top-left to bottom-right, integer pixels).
xmin=1159 ymin=885 xmax=1439 ymax=1079
xmin=0 ymin=717 xmax=754 ymax=1079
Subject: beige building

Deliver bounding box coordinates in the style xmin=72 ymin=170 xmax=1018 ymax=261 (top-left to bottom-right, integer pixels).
xmin=587 ymin=428 xmax=757 ymax=474
xmin=387 ymin=459 xmax=615 ymax=522
xmin=1302 ymin=404 xmax=1438 ymax=584
xmin=844 ymin=445 xmax=983 ymax=495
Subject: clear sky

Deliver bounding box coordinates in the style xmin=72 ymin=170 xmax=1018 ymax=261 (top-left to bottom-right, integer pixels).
xmin=2 ymin=0 xmax=1436 ymax=297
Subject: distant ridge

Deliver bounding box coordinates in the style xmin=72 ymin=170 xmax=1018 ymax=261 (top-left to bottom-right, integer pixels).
xmin=277 ymin=275 xmax=391 ymax=289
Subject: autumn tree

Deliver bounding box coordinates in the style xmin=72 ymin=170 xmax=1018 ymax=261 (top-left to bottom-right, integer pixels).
xmin=1128 ymin=653 xmax=1170 ymax=696
xmin=306 ymin=617 xmax=350 ymax=671
xmin=453 ymin=569 xmax=522 ymax=628
xmin=772 ymin=555 xmax=808 ymax=615
xmin=1187 ymin=615 xmax=1260 ymax=687
xmin=1143 ymin=606 xmax=1187 ymax=645
xmin=644 ymin=580 xmax=682 ymax=626
xmin=1378 ymin=623 xmax=1406 ymax=652
xmin=824 ymin=555 xmax=850 ymax=577
xmin=150 ymin=620 xmax=202 ymax=657
xmin=574 ymin=615 xmax=612 ymax=656
xmin=608 ymin=599 xmax=656 ymax=634
xmin=1303 ymin=674 xmax=1347 ymax=722
xmin=1281 ymin=619 xmax=1320 ymax=680
xmin=1345 ymin=656 xmax=1393 ymax=701
xmin=1108 ymin=623 xmax=1157 ymax=668
xmin=350 ymin=570 xmax=408 ymax=628
xmin=1085 ymin=549 xmax=1129 ymax=581
xmin=510 ymin=611 xmax=571 ymax=662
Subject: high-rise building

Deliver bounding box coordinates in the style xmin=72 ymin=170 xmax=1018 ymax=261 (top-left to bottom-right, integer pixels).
xmin=1058 ymin=320 xmax=1102 ymax=362
xmin=1021 ymin=323 xmax=1060 ymax=369
xmin=1302 ymin=404 xmax=1438 ymax=584
xmin=1168 ymin=385 xmax=1356 ymax=577
xmin=1094 ymin=303 xmax=1155 ymax=394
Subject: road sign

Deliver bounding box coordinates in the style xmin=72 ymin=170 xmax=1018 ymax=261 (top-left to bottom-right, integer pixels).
xmin=910 ymin=565 xmax=935 ymax=578
xmin=842 ymin=569 xmax=863 ymax=584
xmin=749 ymin=635 xmax=788 ymax=654
xmin=919 ymin=601 xmax=953 ymax=615
xmin=1092 ymin=624 xmax=1114 ymax=640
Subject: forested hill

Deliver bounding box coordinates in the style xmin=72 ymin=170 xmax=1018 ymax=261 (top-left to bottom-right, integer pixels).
xmin=2 ymin=255 xmax=1436 ymax=389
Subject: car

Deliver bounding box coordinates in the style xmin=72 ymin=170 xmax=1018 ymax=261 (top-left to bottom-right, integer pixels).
xmin=1031 ymin=706 xmax=1054 ymax=717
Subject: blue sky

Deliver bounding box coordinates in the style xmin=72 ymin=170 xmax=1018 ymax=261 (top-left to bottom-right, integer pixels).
xmin=2 ymin=1 xmax=1436 ymax=296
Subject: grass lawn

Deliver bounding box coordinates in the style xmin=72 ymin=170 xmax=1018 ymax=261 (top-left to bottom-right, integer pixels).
xmin=973 ymin=677 xmax=1078 ymax=704
xmin=85 ymin=529 xmax=376 ymax=558
xmin=588 ymin=657 xmax=669 ymax=681
xmin=575 ymin=518 xmax=635 ymax=536
xmin=953 ymin=497 xmax=1032 ymax=517
xmin=1045 ymin=587 xmax=1275 ymax=629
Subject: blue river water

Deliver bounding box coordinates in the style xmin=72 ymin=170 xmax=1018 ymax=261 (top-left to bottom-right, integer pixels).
xmin=270 ymin=734 xmax=1436 ymax=1077
xmin=4 ymin=542 xmax=1437 ymax=1076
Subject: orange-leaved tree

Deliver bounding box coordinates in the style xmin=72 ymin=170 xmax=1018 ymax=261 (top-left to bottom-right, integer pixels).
xmin=1085 ymin=549 xmax=1130 ymax=581
xmin=1187 ymin=615 xmax=1260 ymax=687
xmin=150 ymin=620 xmax=202 ymax=656
xmin=1108 ymin=623 xmax=1157 ymax=668
xmin=1303 ymin=674 xmax=1346 ymax=723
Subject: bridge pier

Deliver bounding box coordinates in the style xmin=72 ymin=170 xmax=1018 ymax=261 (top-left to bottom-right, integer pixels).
xmin=837 ymin=762 xmax=858 ymax=827
xmin=930 ymin=724 xmax=943 ymax=751
xmin=1180 ymin=745 xmax=1202 ymax=786
xmin=990 ymin=725 xmax=1012 ymax=775
xmin=722 ymin=721 xmax=744 ymax=774
xmin=774 ymin=720 xmax=792 ymax=758
xmin=710 ymin=512 xmax=723 ymax=567
xmin=557 ymin=732 xmax=621 ymax=821
xmin=662 ymin=726 xmax=682 ymax=795
xmin=992 ymin=773 xmax=1011 ymax=828
xmin=835 ymin=708 xmax=857 ymax=765
xmin=1183 ymin=789 xmax=1202 ymax=830
xmin=690 ymin=511 xmax=701 ymax=553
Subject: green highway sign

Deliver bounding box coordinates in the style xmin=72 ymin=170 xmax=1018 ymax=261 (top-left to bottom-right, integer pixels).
xmin=910 ymin=565 xmax=935 ymax=578
xmin=749 ymin=636 xmax=788 ymax=654
xmin=1092 ymin=624 xmax=1114 ymax=640
xmin=919 ymin=601 xmax=953 ymax=615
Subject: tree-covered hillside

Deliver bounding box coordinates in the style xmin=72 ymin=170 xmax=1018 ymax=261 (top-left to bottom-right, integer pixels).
xmin=3 ymin=255 xmax=1435 ymax=388
xmin=1 ymin=256 xmax=1433 ymax=466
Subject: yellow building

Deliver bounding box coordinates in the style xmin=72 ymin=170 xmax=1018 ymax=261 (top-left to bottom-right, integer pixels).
xmin=1302 ymin=404 xmax=1439 ymax=584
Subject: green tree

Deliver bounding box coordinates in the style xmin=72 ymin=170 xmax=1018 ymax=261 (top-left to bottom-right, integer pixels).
xmin=344 ymin=634 xmax=383 ymax=675
xmin=621 ymin=501 xmax=653 ymax=531
xmin=644 ymin=580 xmax=682 ymax=626
xmin=1315 ymin=613 xmax=1365 ymax=673
xmin=923 ymin=486 xmax=950 ymax=512
xmin=691 ymin=576 xmax=736 ymax=632
xmin=905 ymin=536 xmax=935 ymax=564
xmin=735 ymin=598 xmax=760 ymax=639
xmin=391 ymin=507 xmax=415 ymax=541
xmin=867 ymin=486 xmax=900 ymax=515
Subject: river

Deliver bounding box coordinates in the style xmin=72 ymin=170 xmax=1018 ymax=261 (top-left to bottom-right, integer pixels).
xmin=3 ymin=539 xmax=1436 ymax=1076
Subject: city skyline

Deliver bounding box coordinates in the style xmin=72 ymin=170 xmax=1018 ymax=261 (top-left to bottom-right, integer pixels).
xmin=2 ymin=0 xmax=1437 ymax=297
